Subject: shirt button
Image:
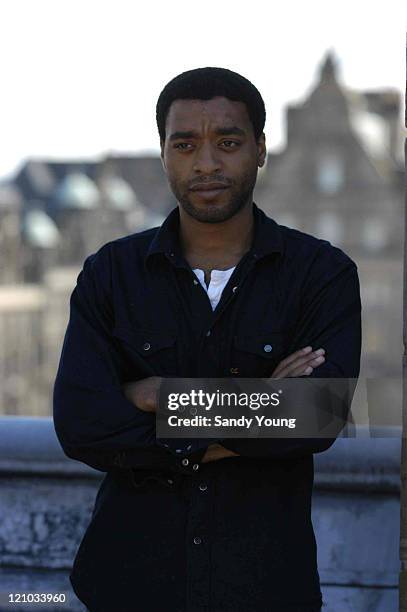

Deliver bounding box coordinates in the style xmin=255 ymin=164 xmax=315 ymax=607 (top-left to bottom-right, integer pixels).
xmin=167 ymin=478 xmax=174 ymax=485
xmin=193 ymin=279 xmax=199 ymax=285
xmin=192 ymin=463 xmax=200 ymax=471
xmin=230 ymin=367 xmax=239 ymax=374
xmin=232 ymin=286 xmax=238 ymax=293
xmin=193 ymin=536 xmax=202 ymax=545
xmin=143 ymin=342 xmax=151 ymax=351
xmin=263 ymin=344 xmax=273 ymax=353
xmin=206 ymin=330 xmax=211 ymax=337
xmin=199 ymin=483 xmax=207 ymax=491
xmin=181 ymin=458 xmax=189 ymax=466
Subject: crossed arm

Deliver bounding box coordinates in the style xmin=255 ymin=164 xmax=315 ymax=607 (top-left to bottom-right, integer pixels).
xmin=53 ymin=244 xmax=360 ymax=471
xmin=122 ymin=346 xmax=327 ymax=463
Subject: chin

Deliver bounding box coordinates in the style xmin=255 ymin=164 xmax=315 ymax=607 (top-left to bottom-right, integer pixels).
xmin=188 ymin=203 xmax=238 ymax=224
xmin=181 ymin=196 xmax=247 ymax=224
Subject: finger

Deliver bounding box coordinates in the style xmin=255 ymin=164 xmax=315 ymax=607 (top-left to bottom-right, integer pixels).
xmin=289 ymin=364 xmax=314 ymax=377
xmin=274 ymin=346 xmax=313 ymax=373
xmin=286 ymin=356 xmax=325 ymax=376
xmin=274 ymin=353 xmax=325 ymax=378
xmin=272 ymin=347 xmax=326 ymax=377
xmin=288 ymin=355 xmax=327 ymax=377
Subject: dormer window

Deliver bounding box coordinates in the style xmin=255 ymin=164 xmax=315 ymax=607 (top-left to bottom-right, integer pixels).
xmin=316 ymin=155 xmax=344 ymax=194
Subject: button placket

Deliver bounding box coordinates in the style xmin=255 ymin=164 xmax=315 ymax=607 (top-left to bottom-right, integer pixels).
xmin=206 ymin=255 xmax=255 ymax=330
xmin=185 ymin=467 xmax=213 ymax=610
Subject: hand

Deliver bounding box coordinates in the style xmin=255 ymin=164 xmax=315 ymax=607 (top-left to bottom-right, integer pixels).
xmin=122 ymin=376 xmax=163 ymax=413
xmin=271 ymin=346 xmax=325 ymax=379
xmin=201 ymin=443 xmax=239 ymax=464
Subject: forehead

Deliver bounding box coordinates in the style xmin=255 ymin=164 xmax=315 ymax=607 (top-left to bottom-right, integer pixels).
xmin=165 ymin=96 xmax=251 ymax=132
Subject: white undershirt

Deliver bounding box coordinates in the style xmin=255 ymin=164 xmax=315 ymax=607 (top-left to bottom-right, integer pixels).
xmin=192 ymin=267 xmax=236 ymax=310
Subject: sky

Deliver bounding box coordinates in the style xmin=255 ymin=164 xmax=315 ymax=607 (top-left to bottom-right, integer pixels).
xmin=0 ymin=0 xmax=405 ymax=181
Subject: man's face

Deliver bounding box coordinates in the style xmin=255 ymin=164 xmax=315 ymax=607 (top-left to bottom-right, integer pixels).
xmin=161 ymin=96 xmax=266 ymax=223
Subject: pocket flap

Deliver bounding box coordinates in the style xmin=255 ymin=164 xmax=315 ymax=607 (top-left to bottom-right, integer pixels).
xmin=112 ymin=326 xmax=176 ymax=355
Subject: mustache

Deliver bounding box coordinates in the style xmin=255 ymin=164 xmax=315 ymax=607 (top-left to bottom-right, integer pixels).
xmin=188 ymin=176 xmax=232 ymax=189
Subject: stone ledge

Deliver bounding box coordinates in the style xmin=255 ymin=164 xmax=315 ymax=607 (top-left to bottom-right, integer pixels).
xmin=0 ymin=417 xmax=401 ymax=491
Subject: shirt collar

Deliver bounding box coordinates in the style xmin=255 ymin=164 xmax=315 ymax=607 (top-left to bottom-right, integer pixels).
xmin=145 ymin=202 xmax=284 ymax=267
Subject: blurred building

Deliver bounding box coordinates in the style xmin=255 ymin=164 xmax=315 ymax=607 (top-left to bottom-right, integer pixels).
xmin=0 ymin=184 xmax=23 ymax=284
xmin=254 ymin=53 xmax=404 ymax=424
xmin=255 ymin=54 xmax=403 ymax=258
xmin=13 ymin=158 xmax=167 ymax=273
xmin=0 ymin=52 xmax=404 ymax=418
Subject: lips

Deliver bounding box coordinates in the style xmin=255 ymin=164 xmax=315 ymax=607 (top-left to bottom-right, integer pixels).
xmin=189 ymin=183 xmax=230 ymax=200
xmin=190 ymin=182 xmax=230 ymax=192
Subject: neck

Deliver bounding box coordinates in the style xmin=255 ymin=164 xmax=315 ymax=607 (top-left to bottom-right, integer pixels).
xmin=179 ymin=201 xmax=254 ymax=270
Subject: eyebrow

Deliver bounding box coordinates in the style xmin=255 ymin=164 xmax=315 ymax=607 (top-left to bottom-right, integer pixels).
xmin=168 ymin=126 xmax=246 ymax=141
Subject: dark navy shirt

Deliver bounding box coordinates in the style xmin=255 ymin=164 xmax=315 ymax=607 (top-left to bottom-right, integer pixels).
xmin=53 ymin=202 xmax=361 ymax=612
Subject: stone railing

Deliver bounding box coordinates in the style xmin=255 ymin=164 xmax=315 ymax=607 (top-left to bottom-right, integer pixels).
xmin=0 ymin=417 xmax=401 ymax=611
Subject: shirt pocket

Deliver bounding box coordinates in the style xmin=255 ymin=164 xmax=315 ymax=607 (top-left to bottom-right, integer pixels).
xmin=231 ymin=331 xmax=288 ymax=377
xmin=112 ymin=326 xmax=178 ymax=377
xmin=130 ymin=468 xmax=174 ymax=490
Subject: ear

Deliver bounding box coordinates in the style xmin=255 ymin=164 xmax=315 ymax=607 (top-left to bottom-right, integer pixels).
xmin=257 ymin=133 xmax=266 ymax=168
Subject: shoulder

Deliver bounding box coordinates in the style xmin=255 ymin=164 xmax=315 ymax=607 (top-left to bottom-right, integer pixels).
xmin=97 ymin=226 xmax=160 ymax=259
xmin=77 ymin=226 xmax=160 ymax=294
xmin=278 ymin=223 xmax=357 ymax=275
xmin=84 ymin=226 xmax=160 ymax=269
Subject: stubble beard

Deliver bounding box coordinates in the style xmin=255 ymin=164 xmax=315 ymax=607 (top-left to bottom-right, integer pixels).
xmin=170 ymin=170 xmax=258 ymax=224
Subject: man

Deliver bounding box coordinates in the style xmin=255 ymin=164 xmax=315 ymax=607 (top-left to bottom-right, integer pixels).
xmin=53 ymin=67 xmax=361 ymax=612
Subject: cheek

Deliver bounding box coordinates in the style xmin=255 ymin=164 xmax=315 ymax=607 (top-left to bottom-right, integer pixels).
xmin=163 ymin=162 xmax=181 ymax=187
xmin=166 ymin=168 xmax=189 ymax=198
xmin=228 ymin=149 xmax=258 ymax=176
xmin=164 ymin=155 xmax=190 ymax=182
xmin=234 ymin=161 xmax=258 ymax=187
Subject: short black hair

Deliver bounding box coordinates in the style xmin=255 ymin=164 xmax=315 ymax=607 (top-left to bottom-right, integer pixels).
xmin=156 ymin=67 xmax=266 ymax=142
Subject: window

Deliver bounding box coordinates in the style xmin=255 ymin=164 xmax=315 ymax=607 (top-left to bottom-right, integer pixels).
xmin=316 ymin=155 xmax=345 ymax=194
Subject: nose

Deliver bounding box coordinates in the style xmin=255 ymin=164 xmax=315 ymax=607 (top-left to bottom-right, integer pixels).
xmin=192 ymin=142 xmax=221 ymax=175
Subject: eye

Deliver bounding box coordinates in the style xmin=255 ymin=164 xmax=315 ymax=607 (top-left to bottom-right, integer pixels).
xmin=221 ymin=140 xmax=240 ymax=148
xmin=173 ymin=143 xmax=194 ymax=150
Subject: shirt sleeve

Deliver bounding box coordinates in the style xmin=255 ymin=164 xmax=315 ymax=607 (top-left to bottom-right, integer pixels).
xmin=52 ymin=246 xmax=207 ymax=474
xmin=220 ymin=244 xmax=362 ymax=459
